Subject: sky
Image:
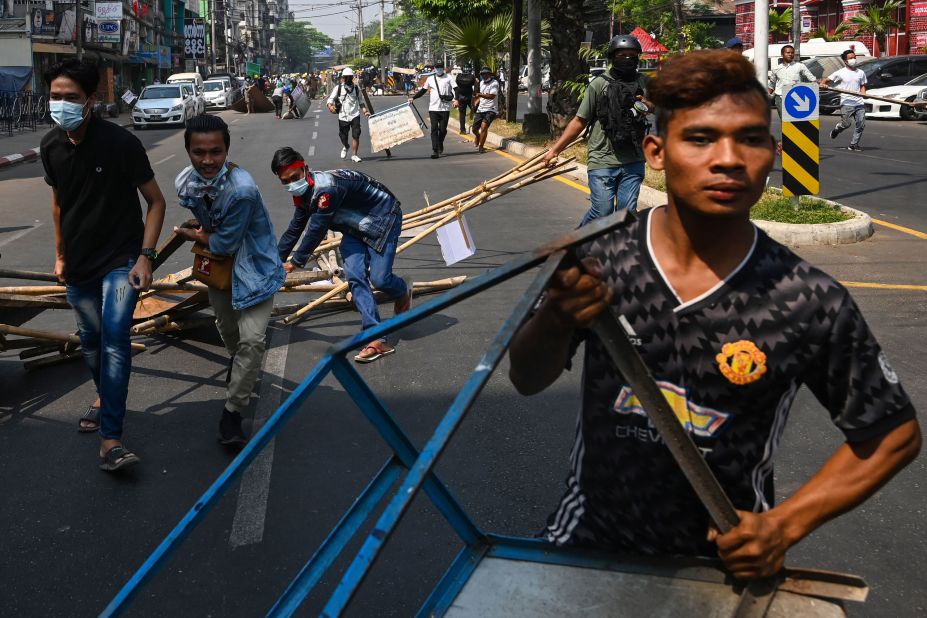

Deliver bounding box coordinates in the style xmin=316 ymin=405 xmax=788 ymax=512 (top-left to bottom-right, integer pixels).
xmin=286 ymin=0 xmax=396 ymax=43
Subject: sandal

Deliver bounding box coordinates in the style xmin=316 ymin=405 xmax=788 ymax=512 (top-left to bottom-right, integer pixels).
xmin=78 ymin=405 xmax=101 ymax=433
xmin=98 ymin=445 xmax=140 ymax=472
xmin=354 ymin=341 xmax=395 ymax=364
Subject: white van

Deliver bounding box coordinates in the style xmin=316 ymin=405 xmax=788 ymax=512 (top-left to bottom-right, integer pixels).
xmin=743 ymin=38 xmax=871 ymax=67
xmin=166 ymin=72 xmax=205 ymax=90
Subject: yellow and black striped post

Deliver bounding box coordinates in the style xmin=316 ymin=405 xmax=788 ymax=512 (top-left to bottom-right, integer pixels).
xmin=782 ymin=120 xmax=820 ymax=196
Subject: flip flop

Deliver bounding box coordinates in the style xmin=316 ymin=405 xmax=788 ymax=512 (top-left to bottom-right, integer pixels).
xmin=98 ymin=445 xmax=140 ymax=472
xmin=354 ymin=342 xmax=396 ymax=364
xmin=78 ymin=405 xmax=101 ymax=433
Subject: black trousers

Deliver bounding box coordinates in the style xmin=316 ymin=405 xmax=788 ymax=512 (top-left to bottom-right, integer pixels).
xmin=429 ymin=111 xmax=450 ymax=153
xmin=271 ymin=95 xmax=282 ymax=117
xmin=457 ymin=98 xmax=472 ymax=132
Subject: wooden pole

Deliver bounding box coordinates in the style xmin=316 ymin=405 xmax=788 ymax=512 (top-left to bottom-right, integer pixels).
xmin=0 ymin=323 xmax=146 ymax=350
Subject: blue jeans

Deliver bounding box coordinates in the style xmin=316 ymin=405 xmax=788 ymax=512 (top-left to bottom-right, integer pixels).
xmin=581 ymin=163 xmax=646 ymax=226
xmin=340 ymin=219 xmax=407 ymax=330
xmin=65 ymin=261 xmax=139 ymax=440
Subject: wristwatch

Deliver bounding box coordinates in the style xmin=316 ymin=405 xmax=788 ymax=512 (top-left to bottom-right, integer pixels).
xmin=140 ymin=248 xmax=158 ymax=261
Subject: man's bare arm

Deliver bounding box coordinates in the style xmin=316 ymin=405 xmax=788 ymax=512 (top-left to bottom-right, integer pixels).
xmin=712 ymin=418 xmax=921 ymax=580
xmin=543 ymin=116 xmax=588 ymax=166
xmin=128 ymin=177 xmax=167 ymax=290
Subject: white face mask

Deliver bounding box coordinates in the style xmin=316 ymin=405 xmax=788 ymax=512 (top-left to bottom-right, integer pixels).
xmin=847 ymin=58 xmax=857 ymax=67
xmin=286 ymin=177 xmax=309 ymax=196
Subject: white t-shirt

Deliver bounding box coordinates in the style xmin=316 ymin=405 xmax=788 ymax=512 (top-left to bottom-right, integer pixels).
xmin=426 ymin=73 xmax=455 ymax=112
xmin=327 ymin=82 xmax=364 ymax=121
xmin=827 ymin=67 xmax=867 ymax=107
xmin=477 ymin=79 xmax=499 ymax=113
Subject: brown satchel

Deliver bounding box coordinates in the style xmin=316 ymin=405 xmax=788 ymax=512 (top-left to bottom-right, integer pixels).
xmin=191 ymin=243 xmax=233 ymax=290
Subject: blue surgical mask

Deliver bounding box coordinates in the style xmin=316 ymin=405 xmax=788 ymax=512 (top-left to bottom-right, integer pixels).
xmin=49 ymin=100 xmax=88 ymax=131
xmin=436 ymin=68 xmax=445 ymax=76
xmin=286 ymin=177 xmax=309 ymax=196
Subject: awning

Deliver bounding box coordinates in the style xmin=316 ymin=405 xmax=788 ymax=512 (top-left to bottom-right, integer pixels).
xmin=83 ymin=48 xmax=124 ymax=63
xmin=32 ymin=42 xmax=77 ymax=54
xmin=629 ymin=28 xmax=669 ymax=54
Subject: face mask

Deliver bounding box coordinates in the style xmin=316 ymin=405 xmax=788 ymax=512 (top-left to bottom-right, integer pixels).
xmin=344 ymin=77 xmax=353 ymax=85
xmin=436 ymin=68 xmax=445 ymax=76
xmin=49 ymin=100 xmax=87 ymax=131
xmin=482 ymin=75 xmax=491 ymax=82
xmin=847 ymin=58 xmax=857 ymax=67
xmin=286 ymin=177 xmax=309 ymax=196
xmin=611 ymin=56 xmax=639 ymax=77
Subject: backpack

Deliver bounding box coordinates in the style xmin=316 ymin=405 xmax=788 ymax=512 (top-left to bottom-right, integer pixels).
xmin=593 ymin=72 xmax=649 ymax=157
xmin=330 ymin=83 xmax=342 ymax=113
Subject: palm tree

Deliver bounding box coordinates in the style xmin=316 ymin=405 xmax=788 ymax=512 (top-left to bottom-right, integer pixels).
xmin=812 ymin=22 xmax=849 ymax=42
xmin=849 ymin=0 xmax=903 ymax=56
xmin=768 ymin=8 xmax=793 ymax=43
xmin=440 ymin=16 xmax=508 ymax=72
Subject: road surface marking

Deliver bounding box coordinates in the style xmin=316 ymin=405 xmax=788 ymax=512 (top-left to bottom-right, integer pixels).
xmin=230 ymin=118 xmax=239 ymax=124
xmin=228 ymin=325 xmax=291 ymax=548
xmin=314 ymin=121 xmax=319 ymax=127
xmin=154 ymin=154 xmax=175 ymax=165
xmin=871 ymin=219 xmax=927 ymax=240
xmin=308 ymin=145 xmax=315 ymax=157
xmin=841 ymin=281 xmax=927 ymax=292
xmin=0 ymin=223 xmax=41 ymax=248
xmin=312 ymin=131 xmax=317 ymax=140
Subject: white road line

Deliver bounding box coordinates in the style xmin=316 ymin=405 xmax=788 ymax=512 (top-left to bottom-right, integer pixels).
xmin=314 ymin=121 xmax=318 ymax=127
xmin=154 ymin=154 xmax=175 ymax=165
xmin=228 ymin=325 xmax=291 ymax=548
xmin=311 ymin=131 xmax=317 ymax=140
xmin=0 ymin=223 xmax=41 ymax=248
xmin=230 ymin=118 xmax=240 ymax=124
xmin=308 ymin=145 xmax=316 ymax=157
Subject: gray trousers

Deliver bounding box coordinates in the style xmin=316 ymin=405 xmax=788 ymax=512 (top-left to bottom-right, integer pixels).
xmin=835 ymin=105 xmax=865 ymax=146
xmin=207 ymin=288 xmax=274 ymax=413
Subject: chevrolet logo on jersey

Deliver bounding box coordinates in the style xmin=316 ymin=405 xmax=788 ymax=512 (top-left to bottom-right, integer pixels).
xmin=612 ymin=381 xmax=730 ymax=438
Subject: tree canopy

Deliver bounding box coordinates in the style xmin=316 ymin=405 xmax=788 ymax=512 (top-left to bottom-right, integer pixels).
xmin=276 ymin=21 xmax=333 ymax=71
xmin=409 ymin=0 xmax=509 ymax=22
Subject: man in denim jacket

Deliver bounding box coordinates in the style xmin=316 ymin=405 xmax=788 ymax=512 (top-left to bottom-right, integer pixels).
xmin=272 ymin=146 xmax=411 ymax=363
xmin=174 ymin=115 xmax=285 ymax=446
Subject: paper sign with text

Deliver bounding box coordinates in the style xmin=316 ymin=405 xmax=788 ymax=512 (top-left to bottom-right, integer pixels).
xmin=368 ymin=104 xmax=424 ymax=152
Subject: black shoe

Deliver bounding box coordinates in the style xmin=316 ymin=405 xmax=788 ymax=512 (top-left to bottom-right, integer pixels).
xmin=431 ymin=151 xmax=439 ymax=159
xmin=218 ymin=408 xmax=248 ymax=447
xmin=438 ymin=145 xmax=444 ymax=154
xmin=830 ymin=127 xmax=839 ymax=139
xmin=847 ymin=144 xmax=863 ymax=152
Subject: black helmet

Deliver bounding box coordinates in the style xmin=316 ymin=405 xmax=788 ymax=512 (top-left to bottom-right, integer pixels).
xmin=607 ymin=34 xmax=642 ymax=57
xmin=479 ymin=66 xmax=491 ymax=74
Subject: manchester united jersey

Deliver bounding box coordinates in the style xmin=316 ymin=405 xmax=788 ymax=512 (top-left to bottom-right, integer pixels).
xmin=546 ymin=207 xmax=916 ymax=557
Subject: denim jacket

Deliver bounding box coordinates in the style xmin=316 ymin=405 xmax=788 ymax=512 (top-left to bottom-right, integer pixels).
xmin=278 ymin=169 xmax=401 ymax=267
xmin=176 ymin=164 xmax=285 ymax=310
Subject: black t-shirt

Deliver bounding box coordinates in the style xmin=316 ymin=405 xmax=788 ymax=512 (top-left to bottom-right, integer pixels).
xmin=41 ymin=114 xmax=154 ymax=284
xmin=546 ymin=207 xmax=916 ymax=557
xmin=455 ymin=73 xmax=475 ymax=99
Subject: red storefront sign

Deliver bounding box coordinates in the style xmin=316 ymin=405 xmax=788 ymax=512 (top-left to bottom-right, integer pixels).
xmin=912 ymin=2 xmax=927 ymax=17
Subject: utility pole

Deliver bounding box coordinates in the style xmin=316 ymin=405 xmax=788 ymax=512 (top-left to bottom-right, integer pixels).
xmin=523 ymin=0 xmax=547 ymax=134
xmin=379 ymin=0 xmax=386 ymax=85
xmin=357 ymin=0 xmax=363 ymax=56
xmin=753 ymin=0 xmax=769 ymax=86
xmin=211 ymin=0 xmax=218 ymax=73
xmin=505 ymin=0 xmax=522 ymax=122
xmin=75 ymin=0 xmax=83 ymax=60
xmin=791 ymin=0 xmax=801 ymax=58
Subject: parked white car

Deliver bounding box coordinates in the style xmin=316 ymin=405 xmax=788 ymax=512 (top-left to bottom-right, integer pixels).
xmin=865 ymin=73 xmax=927 ymax=120
xmin=203 ymin=79 xmax=232 ymax=108
xmin=132 ymin=84 xmax=197 ymax=129
xmin=178 ymin=82 xmax=206 ymax=116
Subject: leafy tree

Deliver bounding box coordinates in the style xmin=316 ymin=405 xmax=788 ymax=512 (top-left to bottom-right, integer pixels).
xmin=849 ymin=0 xmax=903 ymax=56
xmin=410 ymin=0 xmax=508 ymax=22
xmin=546 ymin=0 xmax=587 ymax=135
xmin=360 ymin=37 xmax=391 ymax=60
xmin=384 ymin=12 xmax=439 ymax=66
xmin=440 ymin=17 xmax=508 ymax=72
xmin=812 ymin=22 xmax=849 ymax=42
xmin=277 ymin=21 xmax=333 ymax=71
xmin=768 ymin=8 xmax=793 ymax=42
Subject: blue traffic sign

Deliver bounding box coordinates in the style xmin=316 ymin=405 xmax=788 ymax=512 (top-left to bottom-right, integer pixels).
xmin=783 ymin=84 xmax=819 ymax=122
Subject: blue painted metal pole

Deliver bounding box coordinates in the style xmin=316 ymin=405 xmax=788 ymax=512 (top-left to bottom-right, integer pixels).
xmin=101 ymin=357 xmax=336 ymax=617
xmin=321 ymin=253 xmax=566 ymax=617
xmin=267 ymin=457 xmax=405 ymax=617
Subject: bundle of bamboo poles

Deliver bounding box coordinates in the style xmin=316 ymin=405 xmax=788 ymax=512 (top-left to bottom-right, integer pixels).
xmin=282 ymin=141 xmax=581 ymax=325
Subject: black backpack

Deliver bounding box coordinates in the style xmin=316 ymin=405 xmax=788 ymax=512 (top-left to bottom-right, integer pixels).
xmin=593 ymin=72 xmax=649 ymax=156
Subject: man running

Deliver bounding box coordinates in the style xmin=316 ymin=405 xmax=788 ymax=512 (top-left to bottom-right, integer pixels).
xmin=326 ymin=67 xmax=370 ymax=162
xmin=472 ymin=67 xmax=500 ymax=154
xmin=272 ymin=147 xmax=412 ymax=363
xmin=509 ymin=50 xmax=920 ymax=578
xmin=822 ymin=50 xmax=868 ymax=152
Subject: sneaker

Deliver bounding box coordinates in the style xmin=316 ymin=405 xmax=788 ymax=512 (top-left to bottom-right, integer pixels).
xmin=431 ymin=151 xmax=439 ymax=159
xmin=218 ymin=408 xmax=248 ymax=447
xmin=351 ymin=154 xmax=362 ymax=163
xmin=340 ymin=147 xmax=348 ymax=159
xmin=829 ymin=127 xmax=839 ymax=139
xmin=847 ymin=144 xmax=863 ymax=152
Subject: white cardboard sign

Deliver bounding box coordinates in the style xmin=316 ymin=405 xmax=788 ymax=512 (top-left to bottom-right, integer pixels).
xmin=436 ymin=215 xmax=476 ymax=266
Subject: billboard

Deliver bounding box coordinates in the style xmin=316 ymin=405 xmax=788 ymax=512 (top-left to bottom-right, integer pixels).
xmin=184 ymin=18 xmax=206 ymax=60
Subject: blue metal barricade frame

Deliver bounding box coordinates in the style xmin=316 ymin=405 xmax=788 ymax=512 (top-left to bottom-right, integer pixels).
xmin=101 ymin=212 xmax=630 ymax=617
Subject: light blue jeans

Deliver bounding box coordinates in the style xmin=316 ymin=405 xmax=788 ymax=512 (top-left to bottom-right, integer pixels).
xmin=835 ymin=105 xmax=866 ymax=147
xmin=340 ymin=218 xmax=407 ymax=330
xmin=65 ymin=261 xmax=138 ymax=440
xmin=581 ymin=162 xmax=646 ymax=226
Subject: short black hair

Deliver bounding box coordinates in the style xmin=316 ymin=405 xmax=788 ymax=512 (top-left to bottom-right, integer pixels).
xmin=184 ymin=114 xmax=231 ymax=151
xmin=781 ymin=44 xmax=794 ymax=53
xmin=841 ymin=49 xmax=856 ymax=61
xmin=271 ymin=146 xmax=304 ymax=175
xmin=44 ymin=59 xmax=100 ymax=98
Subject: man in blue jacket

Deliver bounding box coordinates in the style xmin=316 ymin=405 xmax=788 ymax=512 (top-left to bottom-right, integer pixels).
xmin=272 ymin=146 xmax=411 ymax=363
xmin=174 ymin=115 xmax=285 ymax=446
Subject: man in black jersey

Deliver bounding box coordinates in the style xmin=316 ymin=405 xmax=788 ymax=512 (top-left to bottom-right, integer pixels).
xmin=509 ymin=50 xmax=920 ymax=581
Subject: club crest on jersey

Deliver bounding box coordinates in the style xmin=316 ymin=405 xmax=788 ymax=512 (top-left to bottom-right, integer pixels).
xmin=613 ymin=381 xmax=730 ymax=438
xmin=716 ymin=340 xmax=767 ymax=385
xmin=317 ymin=193 xmax=331 ymax=210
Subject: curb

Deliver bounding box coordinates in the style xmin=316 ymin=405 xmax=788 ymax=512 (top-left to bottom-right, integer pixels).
xmin=0 ymin=119 xmax=135 ymax=170
xmin=483 ymin=129 xmax=873 ymax=247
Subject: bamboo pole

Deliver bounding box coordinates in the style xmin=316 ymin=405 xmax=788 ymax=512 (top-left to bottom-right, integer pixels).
xmin=0 ymin=268 xmax=59 ymax=282
xmin=821 ymin=86 xmax=927 ymax=108
xmin=0 ymin=323 xmax=146 ymax=350
xmin=24 ymin=350 xmax=84 ymax=371
xmin=19 ymin=343 xmax=63 ymax=360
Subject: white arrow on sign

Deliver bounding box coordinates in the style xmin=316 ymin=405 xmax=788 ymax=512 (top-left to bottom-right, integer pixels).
xmin=790 ymin=91 xmax=811 ymax=112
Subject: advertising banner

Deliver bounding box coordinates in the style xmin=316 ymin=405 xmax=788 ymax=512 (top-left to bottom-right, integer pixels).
xmin=184 ymin=18 xmax=206 ymax=59
xmin=95 ymin=1 xmax=122 ymax=43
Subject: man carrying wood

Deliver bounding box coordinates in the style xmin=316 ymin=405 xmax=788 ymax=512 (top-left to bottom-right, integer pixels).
xmin=40 ymin=59 xmax=166 ymax=472
xmin=271 ymin=146 xmax=411 ymax=363
xmin=509 ymin=51 xmax=920 ymax=579
xmin=173 ymin=115 xmax=286 ymax=447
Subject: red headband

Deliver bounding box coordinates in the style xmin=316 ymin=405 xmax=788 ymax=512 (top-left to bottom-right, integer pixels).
xmin=281 ymin=160 xmax=305 ymax=173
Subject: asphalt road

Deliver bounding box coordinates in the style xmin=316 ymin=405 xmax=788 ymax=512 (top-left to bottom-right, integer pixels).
xmin=0 ymin=97 xmax=924 ymax=617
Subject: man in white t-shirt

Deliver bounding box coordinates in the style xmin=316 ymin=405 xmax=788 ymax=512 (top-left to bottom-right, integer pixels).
xmin=410 ymin=60 xmax=458 ymax=158
xmin=821 ymin=50 xmax=867 ymax=152
xmin=472 ymin=66 xmax=500 ymax=154
xmin=326 ymin=67 xmax=370 ymax=162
